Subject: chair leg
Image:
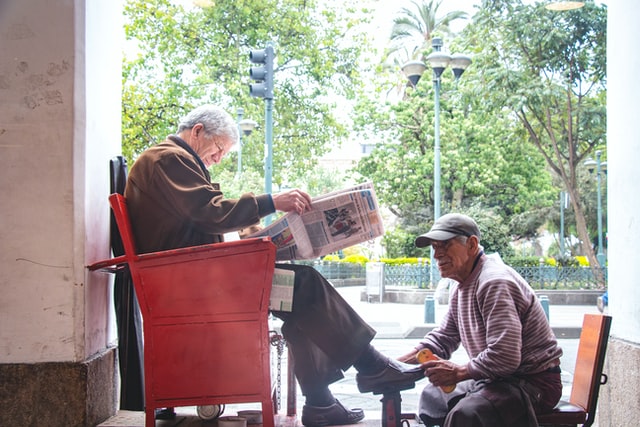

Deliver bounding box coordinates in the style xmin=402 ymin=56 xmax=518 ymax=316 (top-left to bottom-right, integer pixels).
xmin=381 ymin=392 xmax=403 ymax=427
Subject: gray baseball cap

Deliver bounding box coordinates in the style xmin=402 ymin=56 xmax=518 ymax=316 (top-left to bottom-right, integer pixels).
xmin=415 ymin=213 xmax=481 ymax=248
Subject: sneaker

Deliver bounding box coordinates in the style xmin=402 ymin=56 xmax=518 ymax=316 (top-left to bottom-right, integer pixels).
xmin=301 ymin=399 xmax=365 ymax=426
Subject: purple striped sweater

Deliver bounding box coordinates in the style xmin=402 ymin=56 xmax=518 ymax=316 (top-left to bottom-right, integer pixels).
xmin=417 ymin=253 xmax=563 ymax=380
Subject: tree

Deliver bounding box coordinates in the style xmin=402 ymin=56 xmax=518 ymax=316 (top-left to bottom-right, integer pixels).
xmin=352 ymin=71 xmax=555 ymax=236
xmin=386 ymin=0 xmax=468 ymax=63
xmin=122 ymin=0 xmax=373 ymax=191
xmin=467 ymin=0 xmax=607 ymax=285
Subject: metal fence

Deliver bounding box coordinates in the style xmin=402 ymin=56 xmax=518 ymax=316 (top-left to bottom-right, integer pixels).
xmin=310 ymin=261 xmax=606 ymax=290
xmin=311 ymin=261 xmax=366 ymax=280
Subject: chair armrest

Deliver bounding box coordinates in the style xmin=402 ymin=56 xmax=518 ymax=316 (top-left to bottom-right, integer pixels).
xmin=87 ymin=255 xmax=128 ymax=272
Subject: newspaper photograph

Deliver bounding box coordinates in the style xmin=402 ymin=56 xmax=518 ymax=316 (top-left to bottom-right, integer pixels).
xmin=248 ymin=182 xmax=384 ymax=261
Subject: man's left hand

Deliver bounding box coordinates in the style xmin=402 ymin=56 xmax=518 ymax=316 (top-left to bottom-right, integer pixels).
xmin=272 ymin=189 xmax=312 ymax=215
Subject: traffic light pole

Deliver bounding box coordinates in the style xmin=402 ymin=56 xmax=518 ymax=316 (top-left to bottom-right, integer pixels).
xmin=264 ymin=97 xmax=273 ymax=225
xmin=249 ymin=42 xmax=275 ymax=225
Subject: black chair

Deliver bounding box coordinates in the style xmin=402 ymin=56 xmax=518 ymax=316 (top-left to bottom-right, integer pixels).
xmin=110 ymin=155 xmax=145 ymax=410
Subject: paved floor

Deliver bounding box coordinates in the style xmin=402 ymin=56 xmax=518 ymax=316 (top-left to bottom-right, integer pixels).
xmin=98 ymin=286 xmax=600 ymax=427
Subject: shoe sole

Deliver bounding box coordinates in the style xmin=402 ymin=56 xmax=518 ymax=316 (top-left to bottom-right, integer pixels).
xmin=357 ymin=380 xmax=418 ymax=395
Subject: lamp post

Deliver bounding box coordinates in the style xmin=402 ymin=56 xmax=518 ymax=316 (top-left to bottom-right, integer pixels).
xmin=584 ymin=150 xmax=607 ymax=268
xmin=559 ymin=191 xmax=569 ymax=257
xmin=236 ymin=108 xmax=257 ymax=177
xmin=401 ymin=37 xmax=472 ymax=285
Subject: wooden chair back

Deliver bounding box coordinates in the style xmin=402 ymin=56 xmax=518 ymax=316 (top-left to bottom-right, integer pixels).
xmin=537 ymin=313 xmax=612 ymax=427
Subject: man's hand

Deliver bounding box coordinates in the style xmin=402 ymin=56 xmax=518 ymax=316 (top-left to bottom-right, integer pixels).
xmin=422 ymin=359 xmax=468 ymax=388
xmin=272 ymin=189 xmax=312 ymax=215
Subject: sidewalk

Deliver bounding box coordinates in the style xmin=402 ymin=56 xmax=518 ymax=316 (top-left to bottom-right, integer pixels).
xmin=336 ymin=286 xmax=601 ymax=339
xmin=98 ymin=286 xmax=600 ymax=427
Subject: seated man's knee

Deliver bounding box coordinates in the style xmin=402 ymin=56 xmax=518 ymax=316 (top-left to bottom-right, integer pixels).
xmin=444 ymin=395 xmax=497 ymax=427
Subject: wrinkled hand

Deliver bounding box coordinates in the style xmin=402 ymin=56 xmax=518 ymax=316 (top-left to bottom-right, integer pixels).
xmin=422 ymin=359 xmax=464 ymax=388
xmin=272 ymin=189 xmax=312 ymax=215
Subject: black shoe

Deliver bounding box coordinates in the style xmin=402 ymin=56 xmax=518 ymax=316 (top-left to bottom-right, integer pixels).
xmin=155 ymin=407 xmax=176 ymax=420
xmin=301 ymin=399 xmax=365 ymax=426
xmin=356 ymin=358 xmax=425 ymax=394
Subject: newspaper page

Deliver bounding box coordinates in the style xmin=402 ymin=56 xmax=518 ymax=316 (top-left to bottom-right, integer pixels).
xmin=269 ymin=268 xmax=295 ymax=312
xmin=249 ymin=182 xmax=384 ymax=261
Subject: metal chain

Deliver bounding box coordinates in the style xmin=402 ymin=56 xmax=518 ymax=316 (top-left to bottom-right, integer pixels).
xmin=270 ymin=331 xmax=285 ymax=410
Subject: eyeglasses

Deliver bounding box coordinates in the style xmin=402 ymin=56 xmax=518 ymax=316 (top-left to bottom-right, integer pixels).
xmin=213 ymin=139 xmax=230 ymax=157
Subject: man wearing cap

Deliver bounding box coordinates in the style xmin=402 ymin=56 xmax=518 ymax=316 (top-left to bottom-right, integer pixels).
xmin=398 ymin=213 xmax=563 ymax=427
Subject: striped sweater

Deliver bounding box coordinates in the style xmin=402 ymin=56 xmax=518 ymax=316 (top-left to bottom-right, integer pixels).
xmin=418 ymin=253 xmax=563 ymax=380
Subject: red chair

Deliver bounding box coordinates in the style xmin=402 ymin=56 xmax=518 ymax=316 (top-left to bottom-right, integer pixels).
xmin=89 ymin=194 xmax=277 ymax=427
xmin=537 ymin=314 xmax=612 ymax=427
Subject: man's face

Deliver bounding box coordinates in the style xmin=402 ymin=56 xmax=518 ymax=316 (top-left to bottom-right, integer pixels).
xmin=188 ymin=123 xmax=235 ymax=167
xmin=200 ymin=136 xmax=233 ymax=167
xmin=432 ymin=237 xmax=477 ymax=283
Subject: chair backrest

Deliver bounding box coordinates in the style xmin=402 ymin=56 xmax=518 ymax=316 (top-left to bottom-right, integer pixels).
xmin=569 ymin=314 xmax=612 ymax=424
xmin=109 ymin=156 xmax=128 ymax=257
xmin=108 ymin=193 xmax=139 ymax=259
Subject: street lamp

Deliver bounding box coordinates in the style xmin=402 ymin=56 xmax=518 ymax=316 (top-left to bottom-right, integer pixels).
xmin=584 ymin=150 xmax=607 ymax=268
xmin=236 ymin=108 xmax=257 ymax=177
xmin=401 ymin=37 xmax=471 ymax=285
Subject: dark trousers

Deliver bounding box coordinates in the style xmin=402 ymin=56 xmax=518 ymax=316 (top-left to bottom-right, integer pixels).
xmin=272 ymin=264 xmax=376 ymax=395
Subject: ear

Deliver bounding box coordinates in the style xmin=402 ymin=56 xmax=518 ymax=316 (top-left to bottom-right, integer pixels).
xmin=468 ymin=235 xmax=480 ymax=252
xmin=192 ymin=123 xmax=203 ymax=136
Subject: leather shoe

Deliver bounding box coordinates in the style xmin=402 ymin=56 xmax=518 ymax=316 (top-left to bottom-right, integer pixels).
xmin=301 ymin=399 xmax=365 ymax=426
xmin=356 ymin=358 xmax=425 ymax=394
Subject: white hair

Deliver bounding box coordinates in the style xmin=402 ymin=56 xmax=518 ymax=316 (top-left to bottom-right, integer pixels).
xmin=177 ymin=105 xmax=239 ymax=143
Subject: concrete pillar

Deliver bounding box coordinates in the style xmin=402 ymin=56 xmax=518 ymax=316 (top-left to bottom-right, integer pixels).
xmin=0 ymin=0 xmax=122 ymax=425
xmin=599 ymin=0 xmax=640 ymax=425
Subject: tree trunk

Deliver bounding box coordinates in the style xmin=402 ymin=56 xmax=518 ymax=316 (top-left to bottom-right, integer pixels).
xmin=567 ymin=187 xmax=606 ymax=288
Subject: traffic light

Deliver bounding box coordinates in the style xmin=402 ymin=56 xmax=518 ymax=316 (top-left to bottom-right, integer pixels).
xmin=249 ymin=44 xmax=274 ymax=99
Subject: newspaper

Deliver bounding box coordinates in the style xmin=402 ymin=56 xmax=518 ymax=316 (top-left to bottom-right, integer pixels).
xmin=270 ymin=268 xmax=295 ymax=312
xmin=249 ymin=182 xmax=384 ymax=261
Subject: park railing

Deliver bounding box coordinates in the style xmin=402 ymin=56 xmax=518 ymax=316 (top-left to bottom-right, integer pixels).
xmin=309 ymin=261 xmax=606 ymax=290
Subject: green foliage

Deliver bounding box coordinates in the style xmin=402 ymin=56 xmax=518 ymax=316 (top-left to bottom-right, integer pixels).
xmin=461 ymin=205 xmax=514 ymax=257
xmin=386 ymin=0 xmax=469 ymax=63
xmin=353 ymin=40 xmax=556 ymax=239
xmin=382 ymin=227 xmax=423 ymax=259
xmin=465 ymin=0 xmax=607 ymax=277
xmin=122 ymin=0 xmax=373 ymax=185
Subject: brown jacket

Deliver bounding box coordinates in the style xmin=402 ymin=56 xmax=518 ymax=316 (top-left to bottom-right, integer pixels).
xmin=124 ymin=135 xmax=273 ymax=253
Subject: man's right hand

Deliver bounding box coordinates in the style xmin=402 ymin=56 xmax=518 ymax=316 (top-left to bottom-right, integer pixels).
xmin=272 ymin=189 xmax=312 ymax=215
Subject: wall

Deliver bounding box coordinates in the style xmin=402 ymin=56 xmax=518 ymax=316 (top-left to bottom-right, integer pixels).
xmin=600 ymin=0 xmax=640 ymax=424
xmin=0 ymin=0 xmax=122 ymax=424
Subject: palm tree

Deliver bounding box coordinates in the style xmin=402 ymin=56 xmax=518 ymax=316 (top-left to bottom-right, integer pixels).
xmin=386 ymin=0 xmax=468 ymax=64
